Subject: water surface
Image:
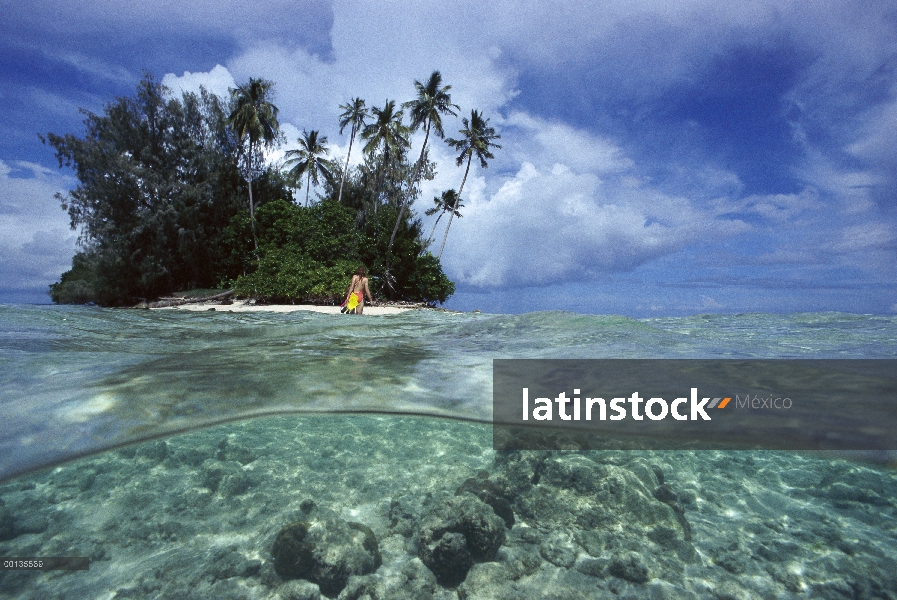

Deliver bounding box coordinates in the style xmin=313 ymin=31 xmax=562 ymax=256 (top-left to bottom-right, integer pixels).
xmin=2 ymin=306 xmax=896 ymax=480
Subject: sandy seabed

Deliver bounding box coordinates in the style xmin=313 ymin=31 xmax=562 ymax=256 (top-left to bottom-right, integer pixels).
xmin=2 ymin=415 xmax=896 ymax=599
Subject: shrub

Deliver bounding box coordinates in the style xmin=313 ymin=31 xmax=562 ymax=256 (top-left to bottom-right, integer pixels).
xmin=49 ymin=252 xmax=99 ymax=304
xmin=234 ymin=246 xmax=358 ymax=303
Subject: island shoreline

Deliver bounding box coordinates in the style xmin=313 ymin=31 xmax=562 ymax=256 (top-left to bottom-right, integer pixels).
xmin=151 ymin=299 xmax=453 ymax=315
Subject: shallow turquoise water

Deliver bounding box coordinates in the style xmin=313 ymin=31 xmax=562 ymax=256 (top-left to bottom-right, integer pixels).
xmin=1 ymin=305 xmax=896 ymax=481
xmin=1 ymin=306 xmax=896 ymax=599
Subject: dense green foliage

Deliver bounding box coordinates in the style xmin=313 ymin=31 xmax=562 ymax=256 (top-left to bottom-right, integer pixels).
xmin=46 ymin=73 xmax=456 ymax=306
xmin=232 ymin=199 xmax=453 ymax=303
xmin=48 ymin=252 xmax=99 ymax=304
xmin=45 ymin=76 xmax=289 ymax=304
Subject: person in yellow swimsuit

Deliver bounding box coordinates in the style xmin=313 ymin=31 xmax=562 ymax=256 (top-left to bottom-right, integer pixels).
xmin=344 ymin=266 xmax=374 ymax=314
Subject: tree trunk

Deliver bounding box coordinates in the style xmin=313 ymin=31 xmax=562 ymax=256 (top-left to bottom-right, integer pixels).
xmin=388 ymin=121 xmax=431 ymax=254
xmin=248 ymin=140 xmax=258 ymax=253
xmin=438 ymin=153 xmax=471 ymax=259
xmin=387 ymin=202 xmax=406 ymax=254
xmin=147 ymin=289 xmax=235 ymax=309
xmin=338 ymin=126 xmax=356 ymax=205
xmin=425 ymin=212 xmax=444 ymax=246
xmin=374 ymin=150 xmax=389 ymax=215
xmin=306 ymin=169 xmax=311 ymax=207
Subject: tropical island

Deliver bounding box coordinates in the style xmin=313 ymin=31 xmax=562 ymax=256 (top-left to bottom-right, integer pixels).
xmin=43 ymin=71 xmax=500 ymax=308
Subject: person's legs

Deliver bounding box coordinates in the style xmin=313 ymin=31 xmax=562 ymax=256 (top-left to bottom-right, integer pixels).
xmin=357 ymin=299 xmax=364 ymax=314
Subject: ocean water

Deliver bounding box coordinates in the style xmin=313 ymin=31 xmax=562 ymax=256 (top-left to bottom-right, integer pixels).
xmin=0 ymin=305 xmax=895 ymax=599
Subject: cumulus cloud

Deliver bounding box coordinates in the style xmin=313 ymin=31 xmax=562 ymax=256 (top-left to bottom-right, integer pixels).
xmin=502 ymin=113 xmax=634 ymax=175
xmin=162 ymin=65 xmax=236 ymax=100
xmin=439 ymin=147 xmax=748 ymax=288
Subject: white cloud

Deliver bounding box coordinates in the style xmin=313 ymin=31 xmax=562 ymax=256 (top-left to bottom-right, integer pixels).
xmin=503 ymin=113 xmax=634 ymax=175
xmin=0 ymin=161 xmax=77 ymax=297
xmin=797 ymin=146 xmax=887 ymax=216
xmin=44 ymin=50 xmax=133 ymax=84
xmin=831 ymin=222 xmax=895 ymax=252
xmin=29 ymin=88 xmax=93 ymax=118
xmin=828 ymin=221 xmax=897 ymax=279
xmin=842 ymin=88 xmax=897 ymax=207
xmin=715 ymin=188 xmax=821 ymax=224
xmin=162 ymin=65 xmax=236 ymax=100
xmin=440 ymin=153 xmax=747 ymax=288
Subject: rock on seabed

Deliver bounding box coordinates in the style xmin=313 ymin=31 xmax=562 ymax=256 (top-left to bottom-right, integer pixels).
xmin=271 ymin=516 xmax=381 ymax=598
xmin=415 ymin=494 xmax=507 ymax=587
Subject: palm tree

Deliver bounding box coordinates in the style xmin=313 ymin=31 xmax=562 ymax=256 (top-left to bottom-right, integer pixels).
xmin=425 ymin=189 xmax=463 ymax=246
xmin=361 ymin=100 xmax=410 ymax=212
xmin=438 ymin=110 xmax=501 ymax=259
xmin=336 ymin=98 xmax=368 ymax=206
xmin=284 ymin=130 xmax=332 ymax=207
xmin=228 ymin=78 xmax=279 ymax=252
xmin=389 ymin=71 xmax=459 ymax=252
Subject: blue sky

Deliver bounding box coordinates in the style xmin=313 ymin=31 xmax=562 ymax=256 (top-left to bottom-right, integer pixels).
xmin=1 ymin=0 xmax=895 ymax=315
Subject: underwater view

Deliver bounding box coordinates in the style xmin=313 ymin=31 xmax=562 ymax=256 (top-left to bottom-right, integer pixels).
xmin=1 ymin=305 xmax=896 ymax=599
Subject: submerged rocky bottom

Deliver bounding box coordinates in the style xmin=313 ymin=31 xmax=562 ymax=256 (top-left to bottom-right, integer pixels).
xmin=0 ymin=415 xmax=896 ymax=600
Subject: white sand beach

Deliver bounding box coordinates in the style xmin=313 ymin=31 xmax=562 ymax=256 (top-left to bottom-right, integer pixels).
xmin=154 ymin=301 xmax=415 ymax=315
